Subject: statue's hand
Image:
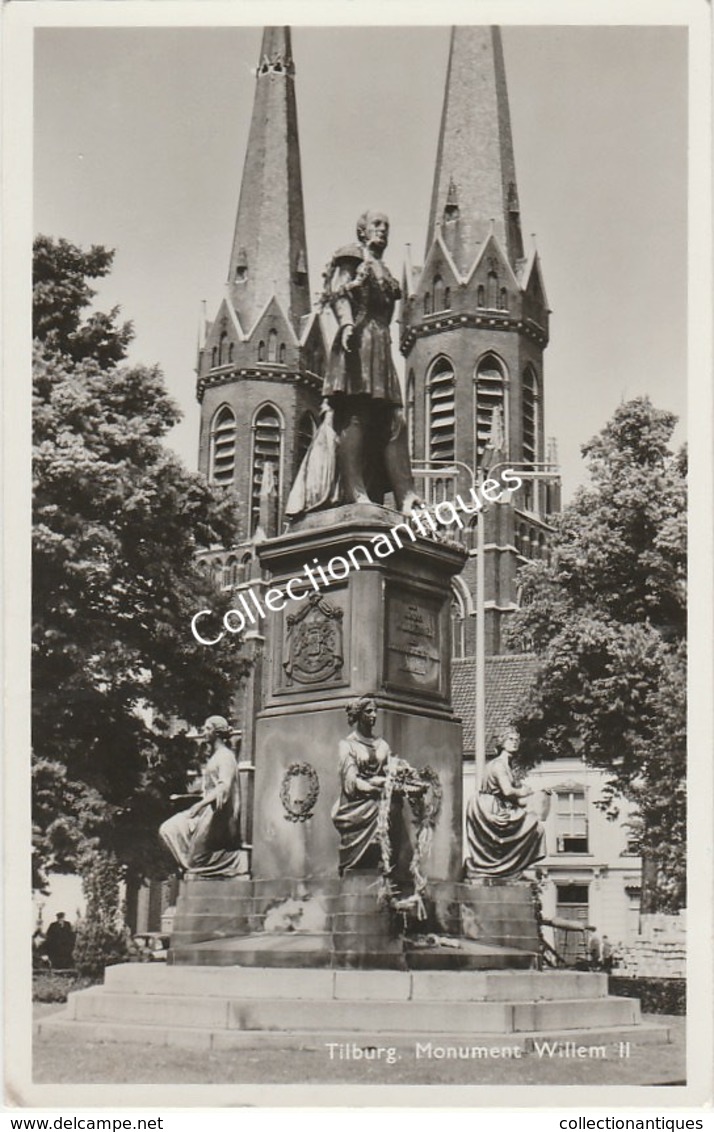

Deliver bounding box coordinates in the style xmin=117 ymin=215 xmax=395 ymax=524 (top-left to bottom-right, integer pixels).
xmin=341 ymin=324 xmax=354 ymax=352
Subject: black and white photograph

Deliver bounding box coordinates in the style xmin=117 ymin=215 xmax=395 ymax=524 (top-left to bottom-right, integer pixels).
xmin=3 ymin=0 xmax=712 ymax=1113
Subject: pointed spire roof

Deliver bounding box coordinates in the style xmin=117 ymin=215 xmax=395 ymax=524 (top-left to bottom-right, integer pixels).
xmin=227 ymin=27 xmax=310 ymax=335
xmin=427 ymin=27 xmax=524 ymax=274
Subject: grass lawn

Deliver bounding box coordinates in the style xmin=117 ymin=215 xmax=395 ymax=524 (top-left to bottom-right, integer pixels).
xmin=33 ymin=1010 xmax=685 ymax=1087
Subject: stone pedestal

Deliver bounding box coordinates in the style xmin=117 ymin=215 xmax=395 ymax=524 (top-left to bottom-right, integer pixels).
xmin=251 ymin=503 xmax=467 ymax=885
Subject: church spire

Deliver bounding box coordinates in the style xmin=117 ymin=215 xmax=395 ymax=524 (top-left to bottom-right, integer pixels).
xmin=426 ymin=26 xmax=524 ymax=273
xmin=227 ymin=27 xmax=310 ymax=334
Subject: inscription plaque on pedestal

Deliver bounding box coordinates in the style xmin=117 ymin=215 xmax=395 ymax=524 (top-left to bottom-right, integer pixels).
xmin=385 ymin=588 xmax=445 ymax=700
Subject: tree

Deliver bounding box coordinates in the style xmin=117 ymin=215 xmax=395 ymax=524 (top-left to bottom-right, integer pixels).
xmin=507 ymin=398 xmax=686 ymax=912
xmin=32 ymin=236 xmax=249 ymax=891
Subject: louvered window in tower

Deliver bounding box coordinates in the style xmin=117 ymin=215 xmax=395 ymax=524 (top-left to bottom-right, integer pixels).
xmin=209 ymin=406 xmax=237 ymax=486
xmin=251 ymin=406 xmax=282 ymax=534
xmin=522 ymin=367 xmax=540 ymax=510
xmin=427 ymin=359 xmax=455 ymax=465
xmin=406 ymin=370 xmax=416 ymax=458
xmin=474 ymin=356 xmax=506 ymax=463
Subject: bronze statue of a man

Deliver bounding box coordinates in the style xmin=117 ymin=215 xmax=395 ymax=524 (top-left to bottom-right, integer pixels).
xmin=321 ymin=211 xmax=420 ymax=514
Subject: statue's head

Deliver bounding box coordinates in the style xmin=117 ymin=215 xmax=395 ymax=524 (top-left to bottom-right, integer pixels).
xmin=346 ymin=696 xmax=377 ymax=728
xmin=203 ymin=715 xmax=232 ymax=743
xmin=495 ymin=726 xmax=520 ymax=756
xmin=356 ymin=211 xmax=389 ymax=250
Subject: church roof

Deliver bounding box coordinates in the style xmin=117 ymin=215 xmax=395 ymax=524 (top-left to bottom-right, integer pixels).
xmin=226 ymin=27 xmax=311 ymax=337
xmin=452 ymin=653 xmax=540 ymax=757
xmin=427 ymin=27 xmax=525 ymax=274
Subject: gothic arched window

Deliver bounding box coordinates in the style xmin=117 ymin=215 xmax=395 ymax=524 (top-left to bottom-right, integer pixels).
xmin=427 ymin=357 xmax=455 ymax=466
xmin=450 ymin=592 xmax=467 ymax=659
xmin=209 ymin=405 xmax=237 ymax=486
xmin=211 ymin=346 xmax=218 ymax=367
xmin=424 ymin=293 xmax=432 ymax=316
xmin=474 ymin=354 xmax=506 ymax=463
xmin=444 ymin=286 xmax=451 ymax=310
xmin=522 ymin=367 xmax=540 ymax=510
xmin=250 ymin=404 xmax=283 ymax=534
xmin=218 ymin=331 xmax=228 ymax=366
xmin=258 ymin=340 xmax=266 ymax=362
xmin=477 ymin=285 xmax=485 ymax=308
xmin=240 ymin=552 xmax=253 ymax=583
xmin=268 ymin=329 xmax=278 ymax=363
xmin=499 ymin=287 xmax=508 ymax=311
xmin=406 ymin=370 xmax=416 ymax=459
xmin=279 ymin=342 xmax=286 ymax=364
xmin=487 ymin=270 xmax=499 ymax=308
xmin=433 ymin=275 xmax=444 ymax=311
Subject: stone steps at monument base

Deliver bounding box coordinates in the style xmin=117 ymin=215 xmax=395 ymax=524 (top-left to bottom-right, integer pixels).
xmin=35 ymin=1016 xmax=671 ymax=1054
xmin=102 ymin=963 xmax=609 ymax=1001
xmin=167 ymin=932 xmax=538 ymax=970
xmin=63 ymin=986 xmax=639 ymax=1034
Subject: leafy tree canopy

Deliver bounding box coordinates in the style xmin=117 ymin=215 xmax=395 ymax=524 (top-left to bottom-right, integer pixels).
xmin=507 ymin=397 xmax=686 ymax=912
xmin=33 ymin=236 xmax=248 ymax=890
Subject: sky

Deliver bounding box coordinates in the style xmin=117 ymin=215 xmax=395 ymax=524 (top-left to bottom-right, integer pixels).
xmin=33 ymin=23 xmax=688 ymax=498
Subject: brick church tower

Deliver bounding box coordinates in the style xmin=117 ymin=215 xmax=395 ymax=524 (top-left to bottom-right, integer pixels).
xmin=196 ymin=28 xmax=325 ymax=559
xmin=400 ymin=27 xmax=559 ymax=658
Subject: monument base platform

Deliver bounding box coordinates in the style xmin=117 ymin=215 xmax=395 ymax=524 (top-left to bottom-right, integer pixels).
xmin=168 ymin=874 xmax=540 ymax=969
xmin=37 ymin=964 xmax=672 ymax=1055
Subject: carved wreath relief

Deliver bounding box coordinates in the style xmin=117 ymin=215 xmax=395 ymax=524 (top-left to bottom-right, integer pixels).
xmin=279 ymin=762 xmax=320 ymax=823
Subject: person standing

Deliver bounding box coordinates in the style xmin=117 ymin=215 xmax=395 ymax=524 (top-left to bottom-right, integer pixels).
xmin=44 ymin=912 xmax=75 ymax=970
xmin=602 ymin=934 xmax=614 ymax=972
xmin=588 ymin=928 xmax=602 ymax=969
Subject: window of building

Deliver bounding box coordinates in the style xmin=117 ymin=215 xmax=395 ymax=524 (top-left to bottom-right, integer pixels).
xmin=279 ymin=342 xmax=286 ymax=364
xmin=450 ymin=594 xmax=466 ymax=658
xmin=433 ymin=274 xmax=444 ymax=311
xmin=555 ymin=884 xmax=590 ymax=964
xmin=427 ymin=357 xmax=455 ymax=465
xmin=406 ymin=370 xmax=416 ymax=458
xmin=499 ymin=287 xmax=508 ymax=311
xmin=268 ymin=329 xmax=278 ymax=363
xmin=555 ymin=788 xmax=589 ymax=854
xmin=218 ymin=332 xmax=228 ymax=366
xmin=522 ymin=366 xmax=540 ymax=510
xmin=211 ymin=346 xmax=217 ymax=368
xmin=250 ymin=405 xmax=282 ymax=534
xmin=223 ymin=556 xmax=238 ymax=588
xmin=477 ymin=285 xmax=485 ymax=308
xmin=240 ymin=552 xmax=253 ymax=584
xmin=258 ymin=341 xmax=266 ymax=362
xmin=228 ymin=341 xmax=234 ymax=363
xmin=487 ymin=270 xmax=499 ymax=309
xmin=209 ymin=405 xmax=237 ymax=486
xmin=444 ymin=286 xmax=451 ymax=310
xmin=626 ymin=889 xmax=641 ymax=940
xmin=474 ymin=354 xmax=506 ymax=463
xmin=424 ymin=293 xmax=432 ymax=316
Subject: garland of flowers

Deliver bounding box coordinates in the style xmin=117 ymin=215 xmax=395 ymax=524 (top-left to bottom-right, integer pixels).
xmin=375 ymin=760 xmax=443 ymax=921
